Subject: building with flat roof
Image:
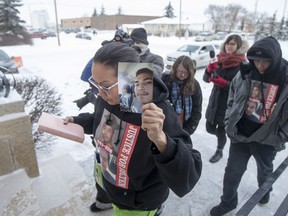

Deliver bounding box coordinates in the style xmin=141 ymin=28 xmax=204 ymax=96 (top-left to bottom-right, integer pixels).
xmin=61 ymin=15 xmax=160 ymax=30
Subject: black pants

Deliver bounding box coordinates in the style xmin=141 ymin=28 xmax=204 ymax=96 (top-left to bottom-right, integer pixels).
xmin=206 ymin=121 xmax=227 ymax=150
xmin=220 ymin=141 xmax=277 ymax=209
xmin=96 ymin=182 xmax=111 ymax=203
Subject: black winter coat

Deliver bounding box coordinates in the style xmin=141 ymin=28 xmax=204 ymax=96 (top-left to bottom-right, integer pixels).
xmin=203 ymin=64 xmax=240 ymax=126
xmin=73 ymin=77 xmax=202 ymax=211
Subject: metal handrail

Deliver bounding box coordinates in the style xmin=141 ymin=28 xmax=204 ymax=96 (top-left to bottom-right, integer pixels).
xmin=235 ymin=156 xmax=288 ymax=216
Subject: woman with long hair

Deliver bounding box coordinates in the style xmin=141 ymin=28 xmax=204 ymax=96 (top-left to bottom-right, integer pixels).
xmin=162 ymin=55 xmax=203 ymax=135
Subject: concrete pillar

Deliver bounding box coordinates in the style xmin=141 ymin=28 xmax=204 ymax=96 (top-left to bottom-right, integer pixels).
xmin=0 ymin=91 xmax=39 ymax=177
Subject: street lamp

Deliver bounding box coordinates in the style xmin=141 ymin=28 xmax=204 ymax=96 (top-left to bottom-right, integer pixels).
xmin=253 ymin=0 xmax=259 ymax=31
xmin=179 ymin=0 xmax=182 ymax=39
xmin=54 ymin=0 xmax=61 ymax=46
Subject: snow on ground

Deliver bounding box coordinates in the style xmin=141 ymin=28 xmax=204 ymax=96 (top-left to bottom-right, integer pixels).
xmin=2 ymin=31 xmax=288 ymax=215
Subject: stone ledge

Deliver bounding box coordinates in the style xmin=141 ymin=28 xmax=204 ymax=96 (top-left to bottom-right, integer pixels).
xmin=0 ymin=91 xmax=24 ymax=116
xmin=0 ymin=154 xmax=101 ymax=216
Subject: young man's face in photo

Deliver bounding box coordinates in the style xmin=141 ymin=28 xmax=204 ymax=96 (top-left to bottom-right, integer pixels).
xmin=134 ymin=72 xmax=153 ymax=104
xmin=245 ymin=101 xmax=257 ymax=116
xmin=101 ymin=123 xmax=114 ymax=145
xmin=251 ymin=86 xmax=260 ymax=99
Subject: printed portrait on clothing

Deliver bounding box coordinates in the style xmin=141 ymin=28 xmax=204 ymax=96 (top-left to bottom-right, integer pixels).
xmin=94 ymin=108 xmax=141 ymax=189
xmin=245 ymin=80 xmax=279 ymax=123
xmin=118 ymin=62 xmax=154 ymax=113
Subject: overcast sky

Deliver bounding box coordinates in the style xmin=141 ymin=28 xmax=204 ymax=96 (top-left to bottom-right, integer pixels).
xmin=19 ymin=0 xmax=288 ymax=25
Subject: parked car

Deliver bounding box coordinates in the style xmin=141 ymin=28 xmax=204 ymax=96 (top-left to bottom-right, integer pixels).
xmin=0 ymin=49 xmax=19 ymax=73
xmin=213 ymin=31 xmax=228 ymax=40
xmin=165 ymin=42 xmax=220 ymax=70
xmin=30 ymin=31 xmax=48 ymax=39
xmin=46 ymin=31 xmax=57 ymax=37
xmin=75 ymin=33 xmax=92 ymax=40
xmin=195 ymin=32 xmax=214 ymax=42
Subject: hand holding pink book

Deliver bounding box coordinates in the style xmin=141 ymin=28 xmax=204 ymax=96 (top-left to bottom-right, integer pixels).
xmin=38 ymin=112 xmax=85 ymax=143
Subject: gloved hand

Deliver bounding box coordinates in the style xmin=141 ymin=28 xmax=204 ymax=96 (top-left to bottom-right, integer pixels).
xmin=208 ymin=76 xmax=228 ymax=88
xmin=207 ymin=62 xmax=218 ymax=73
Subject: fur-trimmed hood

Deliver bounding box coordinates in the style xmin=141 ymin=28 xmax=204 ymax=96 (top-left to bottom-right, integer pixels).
xmin=220 ymin=39 xmax=250 ymax=54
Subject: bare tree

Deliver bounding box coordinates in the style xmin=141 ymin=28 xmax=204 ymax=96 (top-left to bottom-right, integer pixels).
xmin=225 ymin=4 xmax=243 ymax=32
xmin=204 ymin=5 xmax=226 ymax=32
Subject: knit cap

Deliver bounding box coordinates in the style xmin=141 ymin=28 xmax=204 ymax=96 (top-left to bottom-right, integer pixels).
xmin=130 ymin=28 xmax=149 ymax=45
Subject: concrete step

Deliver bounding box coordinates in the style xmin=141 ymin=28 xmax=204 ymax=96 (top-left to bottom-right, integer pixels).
xmin=0 ymin=154 xmax=113 ymax=215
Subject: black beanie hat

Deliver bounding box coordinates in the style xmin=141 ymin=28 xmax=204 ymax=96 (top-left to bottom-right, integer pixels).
xmin=130 ymin=28 xmax=149 ymax=45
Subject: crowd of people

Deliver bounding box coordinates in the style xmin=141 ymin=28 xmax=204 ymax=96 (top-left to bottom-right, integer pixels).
xmin=62 ymin=28 xmax=288 ymax=216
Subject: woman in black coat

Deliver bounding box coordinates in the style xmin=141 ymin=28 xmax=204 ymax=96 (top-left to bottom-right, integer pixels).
xmin=203 ymin=34 xmax=247 ymax=163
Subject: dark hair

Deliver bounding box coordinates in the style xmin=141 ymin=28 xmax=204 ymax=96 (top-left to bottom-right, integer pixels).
xmin=93 ymin=42 xmax=139 ymax=76
xmin=252 ymin=82 xmax=261 ymax=89
xmin=171 ymin=55 xmax=196 ymax=95
xmin=224 ymin=34 xmax=242 ymax=50
xmin=136 ymin=67 xmax=153 ymax=77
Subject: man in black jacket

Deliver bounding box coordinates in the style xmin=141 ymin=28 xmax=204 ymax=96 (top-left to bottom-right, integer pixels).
xmin=210 ymin=37 xmax=288 ymax=216
xmin=130 ymin=28 xmax=164 ymax=77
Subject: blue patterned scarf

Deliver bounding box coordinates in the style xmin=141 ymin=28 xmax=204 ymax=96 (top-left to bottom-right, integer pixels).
xmin=171 ymin=81 xmax=192 ymax=121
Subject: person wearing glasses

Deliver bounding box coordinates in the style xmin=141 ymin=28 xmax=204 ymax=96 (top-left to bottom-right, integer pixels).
xmin=161 ymin=55 xmax=203 ymax=135
xmin=203 ymin=34 xmax=247 ymax=163
xmin=63 ymin=42 xmax=202 ymax=216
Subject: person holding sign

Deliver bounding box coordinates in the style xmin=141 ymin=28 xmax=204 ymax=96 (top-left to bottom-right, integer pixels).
xmin=64 ymin=42 xmax=202 ymax=216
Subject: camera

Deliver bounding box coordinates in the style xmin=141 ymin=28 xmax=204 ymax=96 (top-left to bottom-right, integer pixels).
xmin=101 ymin=27 xmax=133 ymax=46
xmin=0 ymin=66 xmax=16 ymax=98
xmin=240 ymin=61 xmax=252 ymax=80
xmin=73 ymin=88 xmax=97 ymax=110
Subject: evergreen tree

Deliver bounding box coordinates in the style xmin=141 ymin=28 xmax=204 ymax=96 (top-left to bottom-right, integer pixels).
xmin=92 ymin=8 xmax=97 ymax=17
xmin=164 ymin=1 xmax=175 ymax=18
xmin=0 ymin=0 xmax=32 ymax=45
xmin=117 ymin=6 xmax=123 ymax=15
xmin=100 ymin=4 xmax=105 ymax=15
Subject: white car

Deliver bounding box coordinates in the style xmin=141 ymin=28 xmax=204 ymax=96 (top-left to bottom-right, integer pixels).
xmin=165 ymin=42 xmax=220 ymax=70
xmin=75 ymin=33 xmax=92 ymax=40
xmin=195 ymin=32 xmax=214 ymax=42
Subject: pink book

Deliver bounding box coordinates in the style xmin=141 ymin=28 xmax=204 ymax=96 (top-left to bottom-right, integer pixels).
xmin=38 ymin=112 xmax=85 ymax=143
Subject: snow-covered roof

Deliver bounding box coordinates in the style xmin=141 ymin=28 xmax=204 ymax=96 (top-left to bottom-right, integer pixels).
xmin=141 ymin=16 xmax=211 ymax=25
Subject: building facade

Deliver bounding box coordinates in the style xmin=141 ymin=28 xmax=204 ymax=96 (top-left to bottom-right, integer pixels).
xmin=61 ymin=15 xmax=160 ymax=30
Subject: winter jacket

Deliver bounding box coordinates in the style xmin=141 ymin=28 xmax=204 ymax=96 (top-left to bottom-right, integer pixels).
xmin=139 ymin=49 xmax=164 ymax=77
xmin=161 ymin=72 xmax=203 ymax=135
xmin=203 ymin=52 xmax=247 ymax=127
xmin=225 ymin=37 xmax=288 ymax=149
xmin=80 ymin=58 xmax=93 ymax=82
xmin=73 ymin=76 xmax=202 ymax=210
